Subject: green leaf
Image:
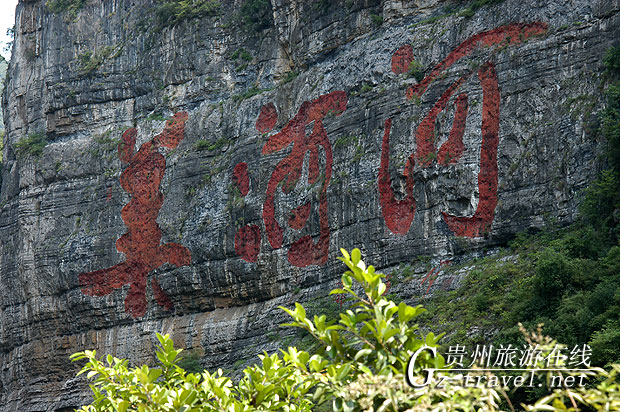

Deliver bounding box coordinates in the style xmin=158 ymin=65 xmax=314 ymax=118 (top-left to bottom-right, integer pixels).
xmin=295 ymin=302 xmax=307 ymax=320
xmin=377 ymin=282 xmax=386 ymax=296
xmin=354 ymin=349 xmax=372 ymax=360
xmin=342 ymin=274 xmax=352 ymax=289
xmin=118 ymin=400 xmax=129 ymax=412
xmin=351 ymin=248 xmax=361 ymax=264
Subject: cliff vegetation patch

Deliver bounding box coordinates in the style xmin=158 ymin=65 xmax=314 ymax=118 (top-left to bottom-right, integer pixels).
xmin=15 ymin=132 xmax=48 ymax=159
xmin=153 ymin=0 xmax=221 ymax=30
xmin=76 ymin=44 xmax=123 ymax=77
xmin=45 ymin=0 xmax=87 ymax=19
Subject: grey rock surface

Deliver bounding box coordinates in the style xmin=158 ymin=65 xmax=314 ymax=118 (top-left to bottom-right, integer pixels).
xmin=0 ymin=55 xmax=6 ymax=133
xmin=0 ymin=0 xmax=619 ymax=409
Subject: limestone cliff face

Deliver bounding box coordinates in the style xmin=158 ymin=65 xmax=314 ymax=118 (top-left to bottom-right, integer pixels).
xmin=0 ymin=0 xmax=619 ymax=409
xmin=0 ymin=56 xmax=7 ymax=132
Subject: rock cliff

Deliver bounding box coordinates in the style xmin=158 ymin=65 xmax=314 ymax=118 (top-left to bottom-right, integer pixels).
xmin=0 ymin=0 xmax=619 ymax=409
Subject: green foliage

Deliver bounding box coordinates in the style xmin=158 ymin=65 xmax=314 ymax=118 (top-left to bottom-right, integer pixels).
xmin=604 ymin=45 xmax=620 ymax=75
xmin=230 ymin=48 xmax=253 ymax=72
xmin=153 ymin=0 xmax=220 ymax=30
xmin=312 ymin=0 xmax=330 ymax=13
xmin=177 ymin=349 xmax=204 ymax=374
xmin=369 ymin=13 xmax=383 ymax=26
xmin=230 ymin=48 xmax=253 ymax=62
xmin=580 ymin=46 xmax=620 ymax=237
xmin=459 ymin=0 xmax=505 ymax=18
xmin=77 ymin=51 xmax=99 ymax=76
xmin=580 ymin=170 xmax=620 ymax=233
xmin=195 ymin=136 xmax=229 ymax=151
xmin=601 ymin=46 xmax=620 ymax=174
xmin=407 ymin=60 xmax=425 ymax=82
xmin=71 ymin=250 xmax=445 ymax=412
xmin=524 ymin=363 xmax=620 ymax=411
xmin=281 ymin=70 xmax=299 ymax=85
xmin=235 ymin=0 xmax=273 ymax=32
xmin=232 ymin=86 xmax=264 ymax=102
xmin=421 ymin=222 xmax=620 ymax=368
xmin=72 ymin=249 xmax=620 ymax=411
xmin=333 ymin=134 xmax=357 ymax=149
xmin=15 ymin=132 xmax=48 ymax=159
xmin=77 ymin=45 xmax=122 ymax=76
xmin=45 ymin=0 xmax=86 ymax=19
xmin=147 ymin=113 xmax=166 ymax=122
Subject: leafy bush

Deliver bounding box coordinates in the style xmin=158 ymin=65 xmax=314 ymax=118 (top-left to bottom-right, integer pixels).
xmin=15 ymin=132 xmax=48 ymax=159
xmin=580 ymin=170 xmax=620 ymax=232
xmin=369 ymin=13 xmax=383 ymax=26
xmin=153 ymin=0 xmax=220 ymax=30
xmin=580 ymin=45 xmax=620 ymax=238
xmin=71 ymin=249 xmax=446 ymax=411
xmin=604 ymin=45 xmax=620 ymax=75
xmin=46 ymin=0 xmax=87 ymax=19
xmin=459 ymin=0 xmax=506 ymax=18
xmin=236 ymin=0 xmax=273 ymax=32
xmin=407 ymin=60 xmax=425 ymax=82
xmin=601 ymin=46 xmax=620 ymax=176
xmin=72 ymin=249 xmax=620 ymax=411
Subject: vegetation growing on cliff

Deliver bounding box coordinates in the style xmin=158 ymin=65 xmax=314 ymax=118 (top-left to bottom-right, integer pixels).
xmin=77 ymin=44 xmax=123 ymax=77
xmin=15 ymin=132 xmax=47 ymax=159
xmin=235 ymin=0 xmax=272 ymax=32
xmin=45 ymin=0 xmax=87 ymax=19
xmin=459 ymin=0 xmax=506 ymax=17
xmin=153 ymin=0 xmax=221 ymax=30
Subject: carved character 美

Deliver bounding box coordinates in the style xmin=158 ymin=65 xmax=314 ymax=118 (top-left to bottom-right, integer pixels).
xmin=79 ymin=112 xmax=192 ymax=317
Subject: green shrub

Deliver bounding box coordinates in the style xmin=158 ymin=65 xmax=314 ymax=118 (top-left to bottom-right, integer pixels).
xmin=232 ymin=86 xmax=263 ymax=102
xmin=154 ymin=0 xmax=220 ymax=30
xmin=407 ymin=60 xmax=425 ymax=82
xmin=370 ymin=13 xmax=383 ymax=26
xmin=70 ymin=249 xmax=445 ymax=411
xmin=230 ymin=48 xmax=253 ymax=62
xmin=459 ymin=0 xmax=506 ymax=17
xmin=604 ymin=45 xmax=620 ymax=75
xmin=76 ymin=45 xmax=122 ymax=76
xmin=236 ymin=0 xmax=272 ymax=32
xmin=72 ymin=249 xmax=620 ymax=412
xmin=281 ymin=70 xmax=299 ymax=85
xmin=195 ymin=136 xmax=228 ymax=151
xmin=15 ymin=132 xmax=48 ymax=159
xmin=46 ymin=0 xmax=87 ymax=19
xmin=177 ymin=349 xmax=204 ymax=374
xmin=590 ymin=321 xmax=620 ymax=366
xmin=602 ymin=46 xmax=620 ymax=175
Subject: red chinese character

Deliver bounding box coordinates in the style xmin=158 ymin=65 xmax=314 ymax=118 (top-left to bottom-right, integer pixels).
xmin=79 ymin=112 xmax=192 ymax=318
xmin=262 ymin=91 xmax=347 ymax=267
xmin=380 ymin=23 xmax=548 ymax=237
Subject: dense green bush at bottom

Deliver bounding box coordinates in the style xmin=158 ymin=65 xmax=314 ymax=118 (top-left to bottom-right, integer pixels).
xmin=72 ymin=249 xmax=620 ymax=412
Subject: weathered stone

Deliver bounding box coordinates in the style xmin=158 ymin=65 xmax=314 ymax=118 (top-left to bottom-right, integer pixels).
xmin=0 ymin=0 xmax=618 ymax=409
